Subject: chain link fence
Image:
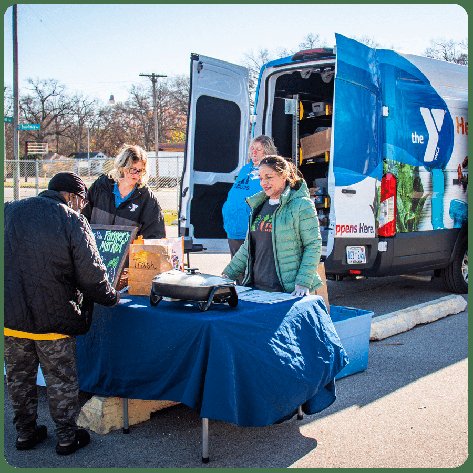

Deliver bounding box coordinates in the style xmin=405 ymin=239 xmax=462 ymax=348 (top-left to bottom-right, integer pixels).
xmin=3 ymin=156 xmax=184 ymax=213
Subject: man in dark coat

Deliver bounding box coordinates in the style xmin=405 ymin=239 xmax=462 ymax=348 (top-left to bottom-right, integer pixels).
xmin=4 ymin=172 xmax=119 ymax=456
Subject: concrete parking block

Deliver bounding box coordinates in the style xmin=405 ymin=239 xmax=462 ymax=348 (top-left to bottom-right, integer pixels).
xmin=370 ymin=294 xmax=467 ymax=341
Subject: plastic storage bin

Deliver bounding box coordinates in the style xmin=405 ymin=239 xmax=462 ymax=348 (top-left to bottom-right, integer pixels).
xmin=330 ymin=305 xmax=373 ymax=379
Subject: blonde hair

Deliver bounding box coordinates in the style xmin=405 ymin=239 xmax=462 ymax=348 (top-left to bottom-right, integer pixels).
xmin=249 ymin=135 xmax=278 ymax=157
xmin=109 ymin=144 xmax=149 ymax=187
xmin=259 ymin=155 xmax=303 ymax=188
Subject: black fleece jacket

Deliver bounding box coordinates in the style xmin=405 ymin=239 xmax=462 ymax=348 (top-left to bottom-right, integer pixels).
xmin=82 ymin=175 xmax=166 ymax=239
xmin=4 ymin=191 xmax=118 ymax=335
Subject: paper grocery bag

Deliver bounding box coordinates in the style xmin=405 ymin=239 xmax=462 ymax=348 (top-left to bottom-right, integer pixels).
xmin=128 ymin=243 xmax=173 ymax=295
xmin=315 ymin=262 xmax=330 ymax=313
xmin=127 ymin=238 xmax=185 ymax=295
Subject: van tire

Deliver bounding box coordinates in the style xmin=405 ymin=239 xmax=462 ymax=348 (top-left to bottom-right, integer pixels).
xmin=440 ymin=236 xmax=468 ymax=294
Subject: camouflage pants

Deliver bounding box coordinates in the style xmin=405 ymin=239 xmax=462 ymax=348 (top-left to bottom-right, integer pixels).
xmin=4 ymin=336 xmax=80 ymax=444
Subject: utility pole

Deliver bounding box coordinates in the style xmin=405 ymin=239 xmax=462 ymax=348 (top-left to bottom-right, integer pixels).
xmin=139 ymin=72 xmax=166 ymax=178
xmin=12 ymin=4 xmax=20 ymax=200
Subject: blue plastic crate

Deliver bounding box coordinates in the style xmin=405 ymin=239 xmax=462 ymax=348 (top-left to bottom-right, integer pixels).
xmin=330 ymin=305 xmax=373 ymax=379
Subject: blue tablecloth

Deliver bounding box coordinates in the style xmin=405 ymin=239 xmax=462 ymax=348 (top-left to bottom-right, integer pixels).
xmin=76 ymin=295 xmax=348 ymax=427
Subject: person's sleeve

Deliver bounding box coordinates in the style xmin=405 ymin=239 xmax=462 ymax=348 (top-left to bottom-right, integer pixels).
xmin=139 ymin=189 xmax=166 ymax=239
xmin=223 ymin=236 xmax=249 ymax=280
xmin=70 ymin=215 xmax=118 ymax=306
xmin=222 ymin=165 xmax=250 ymax=230
xmin=295 ymin=199 xmax=323 ymax=290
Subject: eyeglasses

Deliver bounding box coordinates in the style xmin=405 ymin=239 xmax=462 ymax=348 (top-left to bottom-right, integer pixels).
xmin=128 ymin=167 xmax=146 ymax=175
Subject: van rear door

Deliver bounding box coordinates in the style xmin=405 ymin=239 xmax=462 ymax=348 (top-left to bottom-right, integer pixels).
xmin=325 ymin=34 xmax=382 ymax=272
xmin=179 ymin=54 xmax=249 ymax=250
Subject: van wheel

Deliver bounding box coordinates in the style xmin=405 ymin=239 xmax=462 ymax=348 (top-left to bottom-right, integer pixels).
xmin=440 ymin=236 xmax=468 ymax=294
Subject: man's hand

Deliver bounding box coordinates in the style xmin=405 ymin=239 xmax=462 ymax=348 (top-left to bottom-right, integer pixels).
xmin=291 ymin=285 xmax=310 ymax=297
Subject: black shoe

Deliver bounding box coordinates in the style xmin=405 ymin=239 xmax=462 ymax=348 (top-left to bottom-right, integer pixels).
xmin=16 ymin=425 xmax=48 ymax=450
xmin=56 ymin=429 xmax=90 ymax=456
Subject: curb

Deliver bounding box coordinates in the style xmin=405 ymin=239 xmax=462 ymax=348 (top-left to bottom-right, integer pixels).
xmin=370 ymin=294 xmax=467 ymax=341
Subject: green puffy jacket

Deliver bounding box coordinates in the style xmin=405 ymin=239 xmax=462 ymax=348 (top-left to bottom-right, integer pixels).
xmin=223 ymin=180 xmax=322 ymax=293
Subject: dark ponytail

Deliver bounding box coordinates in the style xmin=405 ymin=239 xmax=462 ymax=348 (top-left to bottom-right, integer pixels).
xmin=259 ymin=155 xmax=303 ymax=188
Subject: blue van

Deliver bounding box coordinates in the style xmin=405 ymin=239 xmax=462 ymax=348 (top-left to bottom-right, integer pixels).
xmin=179 ymin=34 xmax=468 ymax=293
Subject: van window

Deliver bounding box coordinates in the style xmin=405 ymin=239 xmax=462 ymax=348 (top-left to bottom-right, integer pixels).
xmin=194 ymin=95 xmax=241 ymax=172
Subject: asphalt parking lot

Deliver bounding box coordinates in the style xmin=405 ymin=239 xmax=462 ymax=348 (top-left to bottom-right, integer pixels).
xmin=2 ymin=227 xmax=468 ymax=468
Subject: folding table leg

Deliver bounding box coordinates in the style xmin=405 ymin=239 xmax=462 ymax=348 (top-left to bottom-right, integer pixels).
xmin=297 ymin=405 xmax=303 ymax=420
xmin=202 ymin=418 xmax=209 ymax=463
xmin=122 ymin=398 xmax=130 ymax=433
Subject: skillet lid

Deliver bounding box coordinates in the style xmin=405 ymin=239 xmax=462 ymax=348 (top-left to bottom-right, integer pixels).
xmin=152 ymin=269 xmax=234 ymax=288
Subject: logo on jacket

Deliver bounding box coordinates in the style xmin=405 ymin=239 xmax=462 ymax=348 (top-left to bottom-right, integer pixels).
xmin=129 ymin=203 xmax=138 ymax=212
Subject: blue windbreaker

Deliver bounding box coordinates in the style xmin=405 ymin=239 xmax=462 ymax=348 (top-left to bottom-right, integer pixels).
xmin=222 ymin=162 xmax=261 ymax=240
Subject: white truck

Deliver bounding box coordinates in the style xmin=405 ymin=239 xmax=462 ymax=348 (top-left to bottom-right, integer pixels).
xmin=179 ymin=34 xmax=468 ymax=293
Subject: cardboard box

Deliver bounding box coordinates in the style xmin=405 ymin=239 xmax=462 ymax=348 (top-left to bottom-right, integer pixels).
xmin=330 ymin=306 xmax=373 ymax=379
xmin=300 ymin=128 xmax=331 ymax=159
xmin=127 ymin=238 xmax=184 ymax=295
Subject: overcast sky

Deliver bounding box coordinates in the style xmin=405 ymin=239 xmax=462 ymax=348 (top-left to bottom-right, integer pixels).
xmin=3 ymin=3 xmax=468 ymax=103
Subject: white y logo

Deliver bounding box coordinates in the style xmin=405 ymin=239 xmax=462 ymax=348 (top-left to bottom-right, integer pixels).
xmin=419 ymin=107 xmax=445 ymax=163
xmin=129 ymin=203 xmax=138 ymax=212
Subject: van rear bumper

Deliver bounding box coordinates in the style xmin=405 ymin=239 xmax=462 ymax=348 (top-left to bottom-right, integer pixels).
xmin=325 ymin=229 xmax=461 ymax=276
xmin=324 ymin=237 xmax=379 ymax=274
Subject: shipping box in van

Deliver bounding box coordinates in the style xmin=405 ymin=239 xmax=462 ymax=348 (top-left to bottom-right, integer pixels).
xmin=300 ymin=128 xmax=331 ymax=160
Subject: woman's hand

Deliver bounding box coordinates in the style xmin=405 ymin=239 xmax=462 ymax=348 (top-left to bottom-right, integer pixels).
xmin=222 ymin=273 xmax=230 ymax=279
xmin=291 ymin=285 xmax=310 ymax=297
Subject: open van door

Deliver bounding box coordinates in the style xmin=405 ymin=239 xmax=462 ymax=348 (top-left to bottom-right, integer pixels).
xmin=179 ymin=55 xmax=250 ymax=251
xmin=325 ymin=34 xmax=382 ymax=272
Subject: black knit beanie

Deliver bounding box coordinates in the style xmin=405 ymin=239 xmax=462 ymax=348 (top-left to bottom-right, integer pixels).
xmin=48 ymin=172 xmax=88 ymax=199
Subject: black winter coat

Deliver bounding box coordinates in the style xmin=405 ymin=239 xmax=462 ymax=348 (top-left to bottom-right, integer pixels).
xmin=4 ymin=191 xmax=118 ymax=335
xmin=82 ymin=175 xmax=166 ymax=239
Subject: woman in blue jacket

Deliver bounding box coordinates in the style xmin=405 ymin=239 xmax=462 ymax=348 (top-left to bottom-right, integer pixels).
xmin=222 ymin=135 xmax=277 ymax=256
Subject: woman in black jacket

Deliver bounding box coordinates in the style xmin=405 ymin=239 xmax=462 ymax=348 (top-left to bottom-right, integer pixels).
xmin=82 ymin=144 xmax=166 ymax=239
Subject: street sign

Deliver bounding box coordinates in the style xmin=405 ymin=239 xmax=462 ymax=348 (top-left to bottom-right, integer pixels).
xmin=17 ymin=123 xmax=40 ymax=130
xmin=4 ymin=116 xmax=13 ymax=123
xmin=25 ymin=141 xmax=48 ymax=155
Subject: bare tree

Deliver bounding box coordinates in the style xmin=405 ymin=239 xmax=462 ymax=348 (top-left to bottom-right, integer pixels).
xmin=165 ymin=75 xmax=189 ymax=142
xmin=92 ymin=103 xmax=128 ymax=157
xmin=425 ymin=38 xmax=468 ymax=65
xmin=126 ymin=84 xmax=154 ymax=149
xmin=298 ymin=33 xmax=324 ymax=50
xmin=19 ymin=78 xmax=72 ymax=154
xmin=242 ymin=48 xmax=273 ymax=107
xmin=353 ymin=36 xmax=381 ymax=49
xmin=61 ymin=94 xmax=98 ymax=153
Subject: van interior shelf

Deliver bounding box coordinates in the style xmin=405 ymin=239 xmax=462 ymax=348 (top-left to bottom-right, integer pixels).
xmin=300 ymin=151 xmax=330 ymax=166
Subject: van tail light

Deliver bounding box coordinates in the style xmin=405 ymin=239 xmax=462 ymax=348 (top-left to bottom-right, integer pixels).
xmin=378 ymin=173 xmax=397 ymax=237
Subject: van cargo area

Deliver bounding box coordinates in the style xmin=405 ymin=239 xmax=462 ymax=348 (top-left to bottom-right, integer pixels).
xmin=267 ymin=65 xmax=335 ymax=247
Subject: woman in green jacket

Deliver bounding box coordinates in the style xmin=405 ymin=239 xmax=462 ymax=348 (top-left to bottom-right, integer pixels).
xmin=223 ymin=155 xmax=322 ymax=296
